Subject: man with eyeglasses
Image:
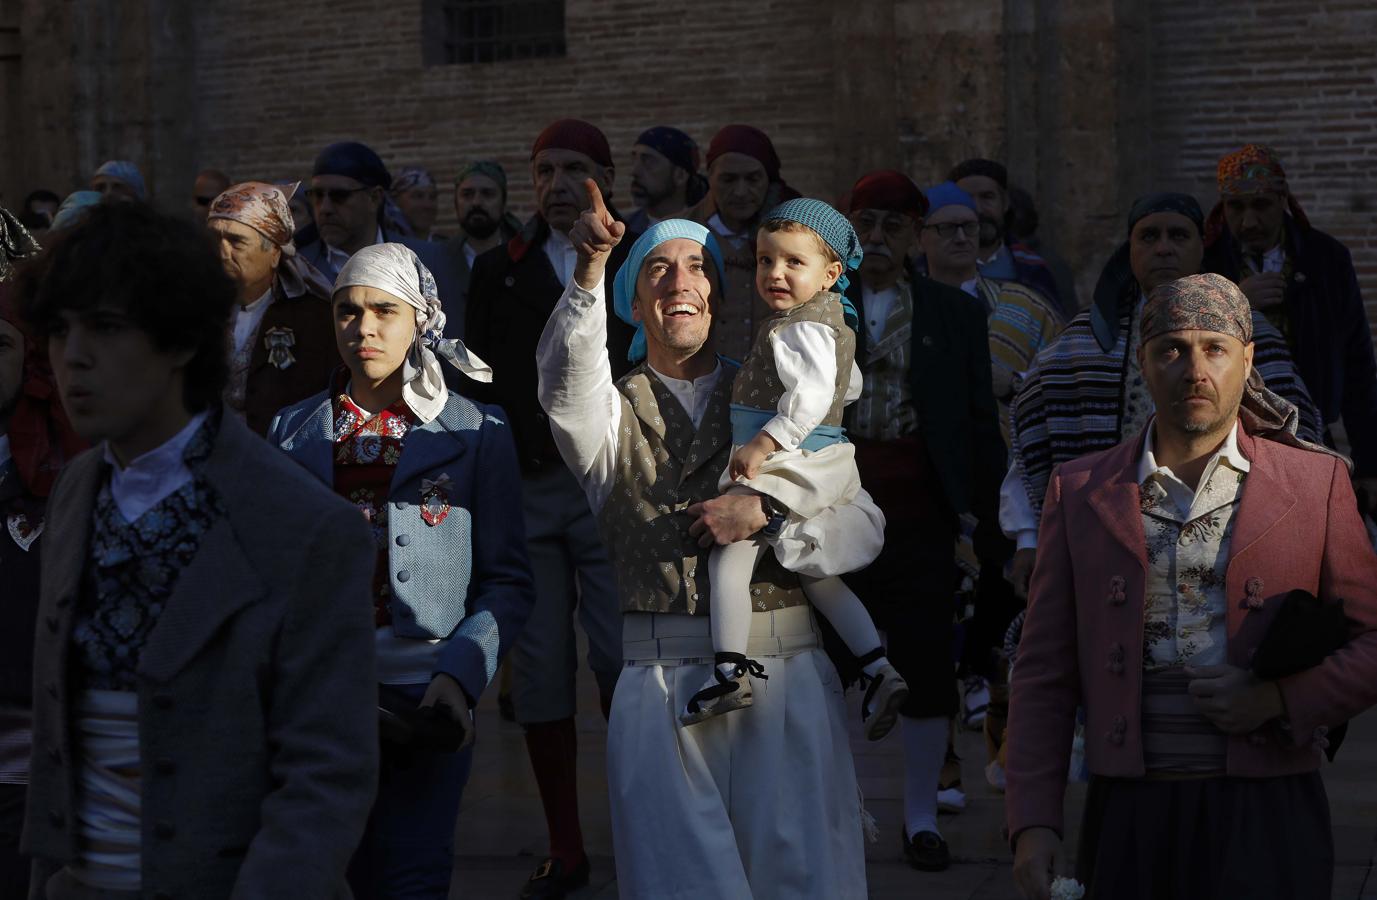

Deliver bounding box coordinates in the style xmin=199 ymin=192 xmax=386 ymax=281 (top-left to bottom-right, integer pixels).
xmin=190 ymin=169 xmax=231 ymax=225
xmin=919 ymin=182 xmax=1064 ymax=441
xmin=917 ymin=181 xmax=1063 ymax=803
xmin=949 ymin=159 xmax=1069 ymax=319
xmin=840 ymin=170 xmax=1007 ymax=874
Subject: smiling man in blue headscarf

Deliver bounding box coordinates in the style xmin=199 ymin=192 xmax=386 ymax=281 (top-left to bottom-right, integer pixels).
xmin=536 ymin=181 xmax=884 ymax=899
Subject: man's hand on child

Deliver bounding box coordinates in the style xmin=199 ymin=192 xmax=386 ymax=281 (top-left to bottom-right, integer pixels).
xmin=730 ymin=431 xmax=781 ymax=481
xmin=569 ymin=178 xmax=625 ymax=291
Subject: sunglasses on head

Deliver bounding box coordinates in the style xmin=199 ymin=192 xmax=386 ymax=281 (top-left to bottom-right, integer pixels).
xmin=306 ymin=186 xmax=371 ymax=205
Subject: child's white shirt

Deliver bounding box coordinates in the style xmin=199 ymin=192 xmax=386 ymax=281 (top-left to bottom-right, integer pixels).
xmin=760 ymin=320 xmax=863 ymax=451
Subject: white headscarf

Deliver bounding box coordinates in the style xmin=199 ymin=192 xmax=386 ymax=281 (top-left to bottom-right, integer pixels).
xmin=333 ymin=243 xmax=492 ymax=423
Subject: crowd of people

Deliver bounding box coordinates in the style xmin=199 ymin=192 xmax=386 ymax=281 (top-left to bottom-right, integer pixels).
xmin=1 ymin=117 xmax=1376 ymax=900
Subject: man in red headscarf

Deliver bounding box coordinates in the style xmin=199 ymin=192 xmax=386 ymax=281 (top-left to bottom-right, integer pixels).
xmin=462 ymin=118 xmax=636 ymax=899
xmin=1203 ymin=144 xmax=1377 ymax=512
xmin=206 ymin=181 xmax=341 ymax=436
xmin=682 ymin=124 xmax=801 ymax=363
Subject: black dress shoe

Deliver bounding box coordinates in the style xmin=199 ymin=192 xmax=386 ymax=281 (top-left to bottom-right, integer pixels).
xmin=519 ymin=854 xmax=590 ymax=899
xmin=902 ymin=830 xmax=951 ymax=872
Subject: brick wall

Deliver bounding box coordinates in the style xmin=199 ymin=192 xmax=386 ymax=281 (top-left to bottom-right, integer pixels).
xmin=193 ymin=0 xmax=844 ymax=230
xmin=1150 ymin=0 xmax=1377 ymax=342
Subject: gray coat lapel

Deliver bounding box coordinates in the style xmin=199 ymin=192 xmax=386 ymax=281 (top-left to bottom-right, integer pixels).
xmin=39 ymin=451 xmax=105 ymax=625
xmin=277 ymin=393 xmax=335 ymax=484
xmin=138 ymin=413 xmax=269 ymax=682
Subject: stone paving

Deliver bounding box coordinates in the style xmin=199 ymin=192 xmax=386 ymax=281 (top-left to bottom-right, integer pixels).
xmin=454 ymin=664 xmax=1377 ymax=899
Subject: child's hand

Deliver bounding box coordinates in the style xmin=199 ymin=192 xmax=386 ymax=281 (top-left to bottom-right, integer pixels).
xmin=730 ymin=431 xmax=781 ymax=481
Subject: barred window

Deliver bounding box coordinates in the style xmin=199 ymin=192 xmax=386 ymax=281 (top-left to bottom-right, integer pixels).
xmin=424 ymin=0 xmax=566 ymax=65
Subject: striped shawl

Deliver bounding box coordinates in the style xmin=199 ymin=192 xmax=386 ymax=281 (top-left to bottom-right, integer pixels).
xmin=1010 ymin=291 xmax=1323 ymax=514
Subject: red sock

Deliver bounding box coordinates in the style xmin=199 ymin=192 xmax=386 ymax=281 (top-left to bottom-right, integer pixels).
xmin=524 ymin=718 xmax=585 ymax=868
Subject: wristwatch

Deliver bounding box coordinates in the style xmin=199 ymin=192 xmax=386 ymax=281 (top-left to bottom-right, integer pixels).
xmin=759 ymin=495 xmax=788 ymax=538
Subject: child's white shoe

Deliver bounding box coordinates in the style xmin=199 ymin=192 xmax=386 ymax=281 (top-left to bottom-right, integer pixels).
xmin=680 ymin=653 xmax=766 ymax=726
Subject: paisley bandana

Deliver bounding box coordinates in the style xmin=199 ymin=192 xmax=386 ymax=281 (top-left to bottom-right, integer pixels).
xmin=209 ymin=181 xmax=334 ymax=299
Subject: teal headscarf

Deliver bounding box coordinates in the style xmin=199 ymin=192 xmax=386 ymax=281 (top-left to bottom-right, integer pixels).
xmin=50 ymin=191 xmax=102 ymax=232
xmin=613 ymin=219 xmax=726 ymax=363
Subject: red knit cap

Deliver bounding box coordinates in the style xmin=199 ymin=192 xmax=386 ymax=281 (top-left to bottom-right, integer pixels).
xmin=848 ymin=170 xmax=928 ymax=220
xmin=530 ymin=118 xmax=614 ymax=168
xmin=706 ymin=125 xmax=781 ymax=182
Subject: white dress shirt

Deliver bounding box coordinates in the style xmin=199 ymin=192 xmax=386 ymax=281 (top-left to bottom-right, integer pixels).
xmin=231 ymin=288 xmax=274 ymax=355
xmin=860 ymin=283 xmax=898 ymax=346
xmin=543 ymin=228 xmax=578 ymax=287
xmin=102 ymin=412 xmax=208 ymax=523
xmin=325 ymin=226 xmax=384 ymax=275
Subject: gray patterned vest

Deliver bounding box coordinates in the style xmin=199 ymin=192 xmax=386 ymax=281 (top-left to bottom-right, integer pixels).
xmin=732 ymin=292 xmax=854 ymax=427
xmin=596 ymin=365 xmax=805 ymax=615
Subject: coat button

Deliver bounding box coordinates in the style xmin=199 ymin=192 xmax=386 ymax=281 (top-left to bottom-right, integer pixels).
xmin=155 ymin=757 xmax=176 ymax=775
xmin=504 ymin=275 xmax=515 ymax=287
xmin=394 ymin=501 xmax=409 ymax=511
xmin=155 ymin=821 xmax=175 ymax=840
xmin=45 ymin=615 xmax=59 ymax=633
xmin=46 ymin=682 xmax=58 ymax=699
xmin=395 ymin=534 xmax=411 ymax=547
xmin=47 ymin=746 xmax=61 ymax=765
xmin=57 ymin=594 xmax=73 ymax=608
xmin=397 ymin=570 xmax=411 ymax=583
xmin=154 ymin=693 xmax=174 ymax=710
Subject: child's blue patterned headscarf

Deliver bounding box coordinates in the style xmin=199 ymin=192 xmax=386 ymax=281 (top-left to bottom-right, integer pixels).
xmin=613 ymin=219 xmax=726 ymax=363
xmin=762 ymin=198 xmax=862 ymax=328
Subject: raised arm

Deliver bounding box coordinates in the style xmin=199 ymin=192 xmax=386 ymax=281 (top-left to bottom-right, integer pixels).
xmin=535 ymin=180 xmax=627 ymax=512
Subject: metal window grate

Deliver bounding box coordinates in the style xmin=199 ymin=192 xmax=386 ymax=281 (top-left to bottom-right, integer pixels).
xmin=439 ymin=0 xmax=566 ymax=65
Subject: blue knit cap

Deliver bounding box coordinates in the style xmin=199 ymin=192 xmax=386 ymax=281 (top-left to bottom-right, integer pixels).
xmin=762 ymin=198 xmax=863 ymax=293
xmin=924 ymin=181 xmax=978 ymax=216
xmin=613 ymin=219 xmax=726 ymax=363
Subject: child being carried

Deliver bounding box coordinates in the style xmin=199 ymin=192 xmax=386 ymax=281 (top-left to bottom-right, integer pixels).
xmin=681 ymin=199 xmax=908 ymax=741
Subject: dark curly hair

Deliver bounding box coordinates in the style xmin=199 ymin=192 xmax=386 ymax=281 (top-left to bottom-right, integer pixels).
xmin=15 ymin=202 xmax=234 ymax=413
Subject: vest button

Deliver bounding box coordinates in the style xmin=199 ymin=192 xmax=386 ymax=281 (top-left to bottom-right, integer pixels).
xmin=396 ymin=534 xmax=411 ymax=547
xmin=397 ymin=570 xmax=411 ymax=583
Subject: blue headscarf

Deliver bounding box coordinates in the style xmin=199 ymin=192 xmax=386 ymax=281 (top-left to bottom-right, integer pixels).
xmin=613 ymin=219 xmax=726 ymax=363
xmin=50 ymin=191 xmax=102 ymax=232
xmin=93 ymin=160 xmax=147 ymax=200
xmin=761 ymin=198 xmax=862 ymax=328
xmin=312 ymin=141 xmax=392 ymax=189
xmin=923 ymin=181 xmax=978 ymax=215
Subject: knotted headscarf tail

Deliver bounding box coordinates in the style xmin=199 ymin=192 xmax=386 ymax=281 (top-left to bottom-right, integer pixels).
xmin=333 ymin=243 xmax=492 ymax=423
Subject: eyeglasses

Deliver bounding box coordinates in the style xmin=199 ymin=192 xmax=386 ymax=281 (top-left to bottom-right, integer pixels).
xmin=852 ymin=215 xmax=913 ymax=237
xmin=306 ymin=186 xmax=370 ymax=205
xmin=922 ymin=221 xmax=979 ymax=240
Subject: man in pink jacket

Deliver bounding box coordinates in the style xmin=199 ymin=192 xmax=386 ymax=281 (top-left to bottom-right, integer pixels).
xmin=1006 ymin=272 xmax=1377 ymax=900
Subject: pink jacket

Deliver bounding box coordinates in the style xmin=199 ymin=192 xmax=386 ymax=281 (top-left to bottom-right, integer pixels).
xmin=1004 ymin=426 xmax=1377 ymax=840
